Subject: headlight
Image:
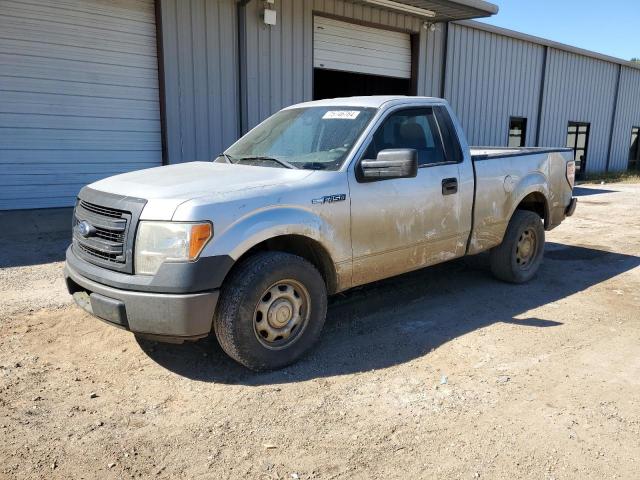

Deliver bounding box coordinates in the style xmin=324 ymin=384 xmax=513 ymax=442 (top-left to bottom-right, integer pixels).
xmin=135 ymin=221 xmax=212 ymax=275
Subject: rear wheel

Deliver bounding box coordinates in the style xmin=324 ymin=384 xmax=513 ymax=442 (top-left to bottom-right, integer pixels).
xmin=213 ymin=251 xmax=327 ymax=371
xmin=490 ymin=210 xmax=545 ymax=283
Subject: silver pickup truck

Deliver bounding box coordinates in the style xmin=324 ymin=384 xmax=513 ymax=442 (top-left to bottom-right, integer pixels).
xmin=65 ymin=96 xmax=577 ymax=370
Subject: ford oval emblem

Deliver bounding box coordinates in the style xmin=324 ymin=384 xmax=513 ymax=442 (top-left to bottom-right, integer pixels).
xmin=77 ymin=220 xmax=95 ymax=238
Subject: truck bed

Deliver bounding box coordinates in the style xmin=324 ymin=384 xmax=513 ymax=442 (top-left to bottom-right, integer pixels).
xmin=467 ymin=146 xmax=575 ymax=256
xmin=470 ymin=147 xmax=573 ymax=160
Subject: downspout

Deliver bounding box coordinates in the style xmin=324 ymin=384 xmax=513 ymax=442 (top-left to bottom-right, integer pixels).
xmin=534 ymin=45 xmax=548 ymax=147
xmin=154 ymin=0 xmax=169 ymax=164
xmin=439 ymin=21 xmax=449 ymax=99
xmin=237 ymin=0 xmax=252 ymax=136
xmin=605 ymin=64 xmax=622 ymax=172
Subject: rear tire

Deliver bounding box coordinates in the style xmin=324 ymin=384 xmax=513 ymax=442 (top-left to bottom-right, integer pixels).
xmin=490 ymin=210 xmax=545 ymax=283
xmin=213 ymin=251 xmax=327 ymax=371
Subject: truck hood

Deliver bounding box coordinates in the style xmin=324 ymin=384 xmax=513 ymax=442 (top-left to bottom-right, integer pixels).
xmin=87 ymin=161 xmax=315 ymax=220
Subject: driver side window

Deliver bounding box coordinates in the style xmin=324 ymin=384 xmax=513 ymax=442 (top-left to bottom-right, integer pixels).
xmin=364 ymin=107 xmax=446 ymax=166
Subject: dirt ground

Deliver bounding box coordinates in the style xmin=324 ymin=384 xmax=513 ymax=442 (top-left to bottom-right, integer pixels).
xmin=1 ymin=184 xmax=639 ymax=479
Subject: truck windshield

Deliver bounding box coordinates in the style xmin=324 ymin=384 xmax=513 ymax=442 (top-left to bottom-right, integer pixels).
xmin=224 ymin=107 xmax=377 ymax=170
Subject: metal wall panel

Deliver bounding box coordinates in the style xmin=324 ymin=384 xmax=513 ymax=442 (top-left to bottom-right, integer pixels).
xmin=240 ymin=0 xmax=312 ymax=132
xmin=241 ymin=0 xmax=423 ymax=130
xmin=538 ymin=48 xmax=618 ymax=173
xmin=415 ymin=23 xmax=447 ymax=97
xmin=0 ymin=0 xmax=162 ymax=210
xmin=159 ymin=0 xmax=239 ymax=164
xmin=609 ymin=66 xmax=640 ymax=171
xmin=443 ymin=23 xmax=545 ymax=147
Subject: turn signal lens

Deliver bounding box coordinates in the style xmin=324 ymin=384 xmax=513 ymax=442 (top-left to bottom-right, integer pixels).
xmin=189 ymin=223 xmax=213 ymax=260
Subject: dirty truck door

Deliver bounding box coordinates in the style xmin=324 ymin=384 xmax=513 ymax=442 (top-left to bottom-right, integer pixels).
xmin=349 ymin=106 xmax=466 ymax=286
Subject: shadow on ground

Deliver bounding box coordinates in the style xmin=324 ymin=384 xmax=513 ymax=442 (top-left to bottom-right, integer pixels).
xmin=0 ymin=207 xmax=71 ymax=268
xmin=0 ymin=233 xmax=68 ymax=268
xmin=138 ymin=242 xmax=640 ymax=385
xmin=573 ymin=186 xmax=617 ymax=197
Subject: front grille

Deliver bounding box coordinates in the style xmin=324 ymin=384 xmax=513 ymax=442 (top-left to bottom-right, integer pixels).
xmin=72 ymin=188 xmax=147 ymax=274
xmin=73 ymin=199 xmax=130 ymax=269
xmin=94 ymin=228 xmax=125 ymax=243
xmin=77 ymin=242 xmax=122 ymax=263
xmin=78 ymin=200 xmax=123 ymax=219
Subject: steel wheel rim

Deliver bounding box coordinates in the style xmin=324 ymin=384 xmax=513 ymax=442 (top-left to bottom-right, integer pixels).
xmin=253 ymin=279 xmax=311 ymax=350
xmin=515 ymin=228 xmax=537 ymax=269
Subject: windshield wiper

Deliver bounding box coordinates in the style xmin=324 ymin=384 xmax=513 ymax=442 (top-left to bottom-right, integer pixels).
xmin=298 ymin=162 xmax=329 ymax=170
xmin=235 ymin=155 xmax=298 ymax=170
xmin=215 ymin=152 xmax=237 ymax=164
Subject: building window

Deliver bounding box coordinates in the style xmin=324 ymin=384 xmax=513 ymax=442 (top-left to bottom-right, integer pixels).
xmin=629 ymin=127 xmax=640 ymax=171
xmin=566 ymin=122 xmax=590 ymax=177
xmin=508 ymin=117 xmax=527 ymax=147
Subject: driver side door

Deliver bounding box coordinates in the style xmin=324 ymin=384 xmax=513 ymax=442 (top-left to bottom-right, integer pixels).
xmin=348 ymin=106 xmax=465 ymax=287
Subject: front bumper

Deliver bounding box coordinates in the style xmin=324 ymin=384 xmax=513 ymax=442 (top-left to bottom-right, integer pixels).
xmin=65 ymin=260 xmax=219 ymax=342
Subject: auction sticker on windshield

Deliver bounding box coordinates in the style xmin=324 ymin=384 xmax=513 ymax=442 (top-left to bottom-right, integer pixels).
xmin=323 ymin=110 xmax=360 ymax=120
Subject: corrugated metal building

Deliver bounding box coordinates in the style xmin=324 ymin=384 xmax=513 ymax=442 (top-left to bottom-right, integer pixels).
xmin=1 ymin=0 xmax=639 ymax=211
xmin=0 ymin=0 xmax=163 ymax=210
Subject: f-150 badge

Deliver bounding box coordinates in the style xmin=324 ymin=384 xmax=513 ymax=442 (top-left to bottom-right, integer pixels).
xmin=312 ymin=194 xmax=346 ymax=205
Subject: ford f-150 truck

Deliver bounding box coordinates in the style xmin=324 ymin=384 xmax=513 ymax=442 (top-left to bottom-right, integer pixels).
xmin=65 ymin=96 xmax=577 ymax=370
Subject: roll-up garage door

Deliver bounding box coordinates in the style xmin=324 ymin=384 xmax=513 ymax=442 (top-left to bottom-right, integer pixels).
xmin=313 ymin=16 xmax=412 ymax=79
xmin=0 ymin=0 xmax=162 ymax=210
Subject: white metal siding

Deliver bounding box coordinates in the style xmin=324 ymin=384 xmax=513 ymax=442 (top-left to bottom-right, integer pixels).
xmin=444 ymin=23 xmax=545 ymax=147
xmin=313 ymin=16 xmax=411 ymax=79
xmin=159 ymin=0 xmax=239 ymax=165
xmin=609 ymin=66 xmax=640 ymax=171
xmin=0 ymin=0 xmax=162 ymax=210
xmin=415 ymin=22 xmax=447 ymax=97
xmin=538 ymin=48 xmax=618 ymax=173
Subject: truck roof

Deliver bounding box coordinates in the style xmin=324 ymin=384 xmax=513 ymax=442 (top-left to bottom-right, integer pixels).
xmin=285 ymin=96 xmax=446 ymax=110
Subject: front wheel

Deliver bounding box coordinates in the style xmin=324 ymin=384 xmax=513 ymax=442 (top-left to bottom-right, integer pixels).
xmin=213 ymin=252 xmax=327 ymax=371
xmin=490 ymin=210 xmax=545 ymax=283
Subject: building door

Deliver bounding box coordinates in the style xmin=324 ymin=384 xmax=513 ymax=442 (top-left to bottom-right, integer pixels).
xmin=313 ymin=16 xmax=412 ymax=100
xmin=629 ymin=127 xmax=640 ymax=171
xmin=566 ymin=122 xmax=590 ymax=178
xmin=0 ymin=0 xmax=162 ymax=210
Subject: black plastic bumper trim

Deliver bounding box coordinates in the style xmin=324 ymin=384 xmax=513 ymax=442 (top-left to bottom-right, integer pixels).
xmin=66 ymin=264 xmax=219 ymax=338
xmin=565 ymin=197 xmax=578 ymax=217
xmin=65 ymin=245 xmax=234 ymax=294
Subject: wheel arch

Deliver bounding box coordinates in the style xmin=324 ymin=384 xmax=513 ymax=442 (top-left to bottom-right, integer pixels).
xmin=513 ymin=191 xmax=550 ymax=229
xmin=232 ymin=234 xmax=339 ymax=294
xmin=508 ymin=172 xmax=551 ymax=229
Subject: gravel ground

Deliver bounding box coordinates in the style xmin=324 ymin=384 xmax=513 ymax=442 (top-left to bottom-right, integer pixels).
xmin=1 ymin=184 xmax=639 ymax=479
xmin=0 ymin=233 xmax=69 ymax=319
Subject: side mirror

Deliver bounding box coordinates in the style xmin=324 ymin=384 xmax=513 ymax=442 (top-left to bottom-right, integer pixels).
xmin=359 ymin=149 xmax=418 ymax=181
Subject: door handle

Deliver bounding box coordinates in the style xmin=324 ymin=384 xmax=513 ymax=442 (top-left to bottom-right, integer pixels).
xmin=442 ymin=178 xmax=458 ymax=195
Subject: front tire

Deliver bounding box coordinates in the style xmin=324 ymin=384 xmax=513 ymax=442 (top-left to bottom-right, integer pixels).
xmin=490 ymin=210 xmax=545 ymax=283
xmin=213 ymin=252 xmax=327 ymax=371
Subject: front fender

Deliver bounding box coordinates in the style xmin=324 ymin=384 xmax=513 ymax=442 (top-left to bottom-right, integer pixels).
xmin=204 ymin=205 xmax=349 ymax=265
